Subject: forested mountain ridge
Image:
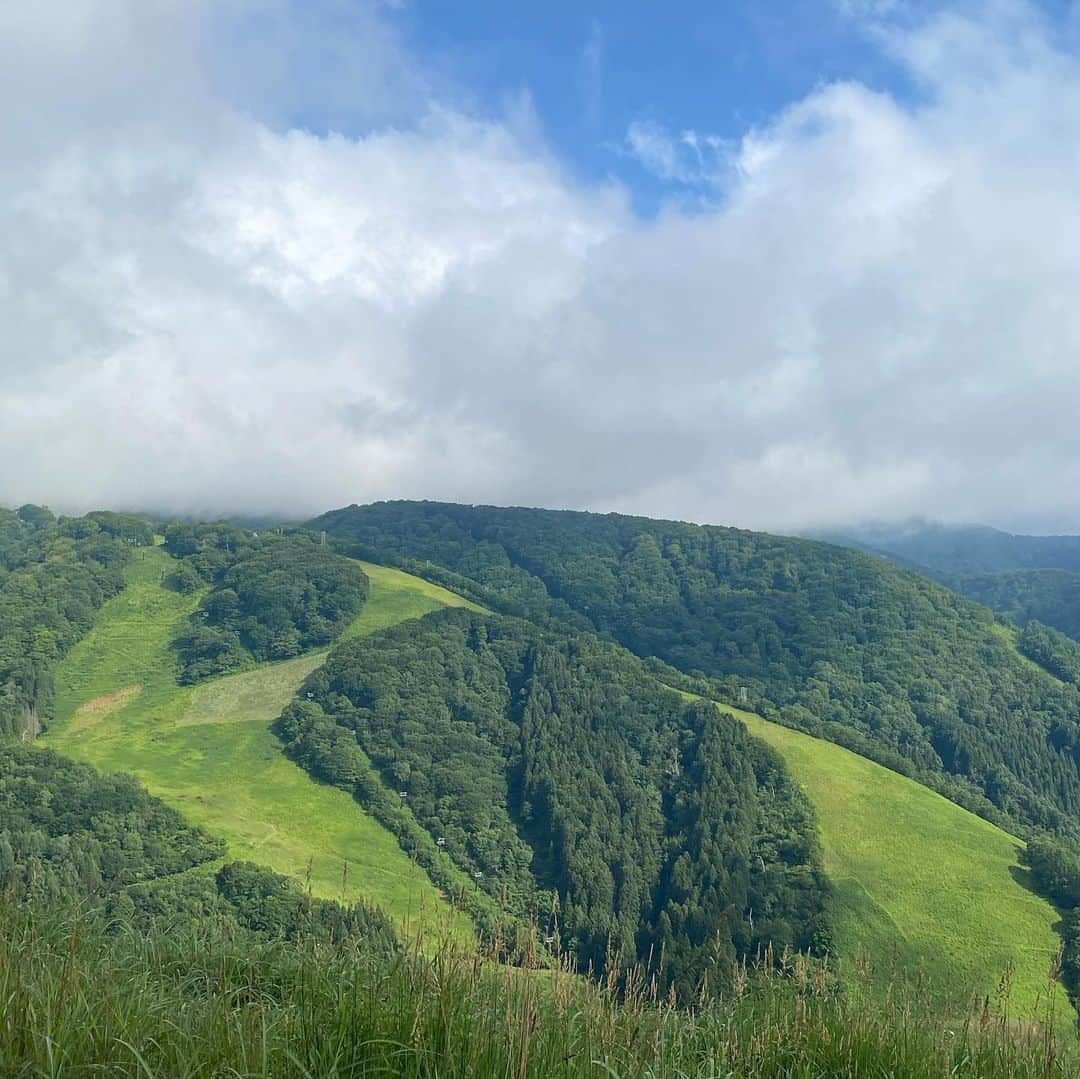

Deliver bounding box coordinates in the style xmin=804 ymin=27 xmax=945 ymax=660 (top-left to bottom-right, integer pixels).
xmin=314 ymin=500 xmax=1080 ymax=838
xmin=276 ymin=606 xmax=830 ymax=997
xmin=2 ymin=501 xmax=1079 ymax=1071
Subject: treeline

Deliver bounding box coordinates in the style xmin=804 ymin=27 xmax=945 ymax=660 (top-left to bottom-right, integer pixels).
xmin=0 ymin=743 xmax=221 ymax=897
xmin=111 ymin=861 xmax=398 ymax=959
xmin=1022 ymin=836 xmax=1080 ymax=1009
xmin=314 ymin=501 xmax=1080 ymax=839
xmin=0 ymin=506 xmax=148 ymax=740
xmin=275 ymin=607 xmax=830 ymax=999
xmin=164 ymin=523 xmax=369 ymax=682
xmin=0 ymin=742 xmax=397 ymax=958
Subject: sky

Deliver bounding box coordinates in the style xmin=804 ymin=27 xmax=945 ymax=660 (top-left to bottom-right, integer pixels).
xmin=5 ymin=0 xmax=1080 ymax=532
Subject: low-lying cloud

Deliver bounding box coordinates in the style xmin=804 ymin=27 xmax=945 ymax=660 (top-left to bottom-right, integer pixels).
xmin=3 ymin=0 xmax=1080 ymax=531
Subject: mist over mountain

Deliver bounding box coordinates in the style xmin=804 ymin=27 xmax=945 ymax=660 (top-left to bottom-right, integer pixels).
xmin=813 ymin=520 xmax=1080 ymax=578
xmin=816 ymin=519 xmax=1080 ymax=647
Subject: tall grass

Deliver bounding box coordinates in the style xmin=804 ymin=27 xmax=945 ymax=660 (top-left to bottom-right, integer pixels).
xmin=1 ymin=896 xmax=1074 ymax=1078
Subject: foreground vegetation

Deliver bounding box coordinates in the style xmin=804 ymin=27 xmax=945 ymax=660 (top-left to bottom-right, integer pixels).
xmin=2 ymin=897 xmax=1074 ymax=1079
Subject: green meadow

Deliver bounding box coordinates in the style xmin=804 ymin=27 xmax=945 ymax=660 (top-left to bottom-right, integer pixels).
xmin=47 ymin=547 xmax=478 ymax=944
xmin=723 ymin=701 xmax=1071 ymax=1021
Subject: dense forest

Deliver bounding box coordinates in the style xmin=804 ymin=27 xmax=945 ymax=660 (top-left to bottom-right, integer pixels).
xmin=314 ymin=501 xmax=1080 ymax=839
xmin=276 ymin=607 xmax=830 ymax=997
xmin=0 ymin=506 xmax=149 ymax=740
xmin=164 ymin=523 xmax=369 ymax=682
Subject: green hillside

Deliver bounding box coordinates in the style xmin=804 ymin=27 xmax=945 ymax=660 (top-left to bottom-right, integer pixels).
xmin=277 ymin=606 xmax=829 ymax=995
xmin=315 ymin=501 xmax=1080 ymax=840
xmin=45 ymin=545 xmax=478 ymax=943
xmin=0 ymin=506 xmax=136 ymax=740
xmin=711 ymin=699 xmax=1071 ymax=1019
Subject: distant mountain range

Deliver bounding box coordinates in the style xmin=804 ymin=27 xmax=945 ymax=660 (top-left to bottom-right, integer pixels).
xmin=811 ymin=521 xmax=1080 ymax=577
xmin=812 ymin=521 xmax=1080 ymax=641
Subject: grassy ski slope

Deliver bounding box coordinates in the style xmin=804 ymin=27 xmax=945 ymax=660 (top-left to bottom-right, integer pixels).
xmin=47 ymin=547 xmax=481 ymax=944
xmin=723 ymin=701 xmax=1071 ymax=1020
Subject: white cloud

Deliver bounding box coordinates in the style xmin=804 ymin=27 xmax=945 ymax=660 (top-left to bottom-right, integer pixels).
xmin=4 ymin=0 xmax=1080 ymax=531
xmin=624 ymin=120 xmax=730 ymax=185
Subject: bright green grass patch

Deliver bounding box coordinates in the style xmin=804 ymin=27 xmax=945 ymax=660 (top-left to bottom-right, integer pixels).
xmin=344 ymin=560 xmax=488 ymax=637
xmin=720 ymin=700 xmax=1071 ymax=1021
xmin=179 ymin=652 xmax=328 ymax=727
xmin=53 ymin=547 xmax=202 ymax=728
xmin=47 ymin=546 xmax=476 ymax=945
xmin=177 ymin=562 xmax=485 ymax=728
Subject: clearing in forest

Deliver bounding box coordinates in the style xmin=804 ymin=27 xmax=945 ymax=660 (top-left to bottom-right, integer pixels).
xmin=47 ymin=546 xmax=478 ymax=945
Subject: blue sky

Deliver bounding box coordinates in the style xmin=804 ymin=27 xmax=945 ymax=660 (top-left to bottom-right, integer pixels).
xmin=397 ymin=3 xmax=901 ymax=195
xmin=382 ymin=0 xmax=1070 ymax=211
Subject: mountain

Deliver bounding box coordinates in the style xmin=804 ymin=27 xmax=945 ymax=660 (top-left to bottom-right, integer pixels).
xmin=43 ymin=541 xmax=481 ymax=944
xmin=313 ymin=500 xmax=1080 ymax=838
xmin=817 ymin=521 xmax=1080 ymax=644
xmin=5 ymin=500 xmax=1080 ymax=1072
xmin=811 ymin=521 xmax=1080 ymax=577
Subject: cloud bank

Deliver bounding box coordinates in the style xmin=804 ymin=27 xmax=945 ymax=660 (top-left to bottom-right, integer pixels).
xmin=3 ymin=0 xmax=1080 ymax=531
